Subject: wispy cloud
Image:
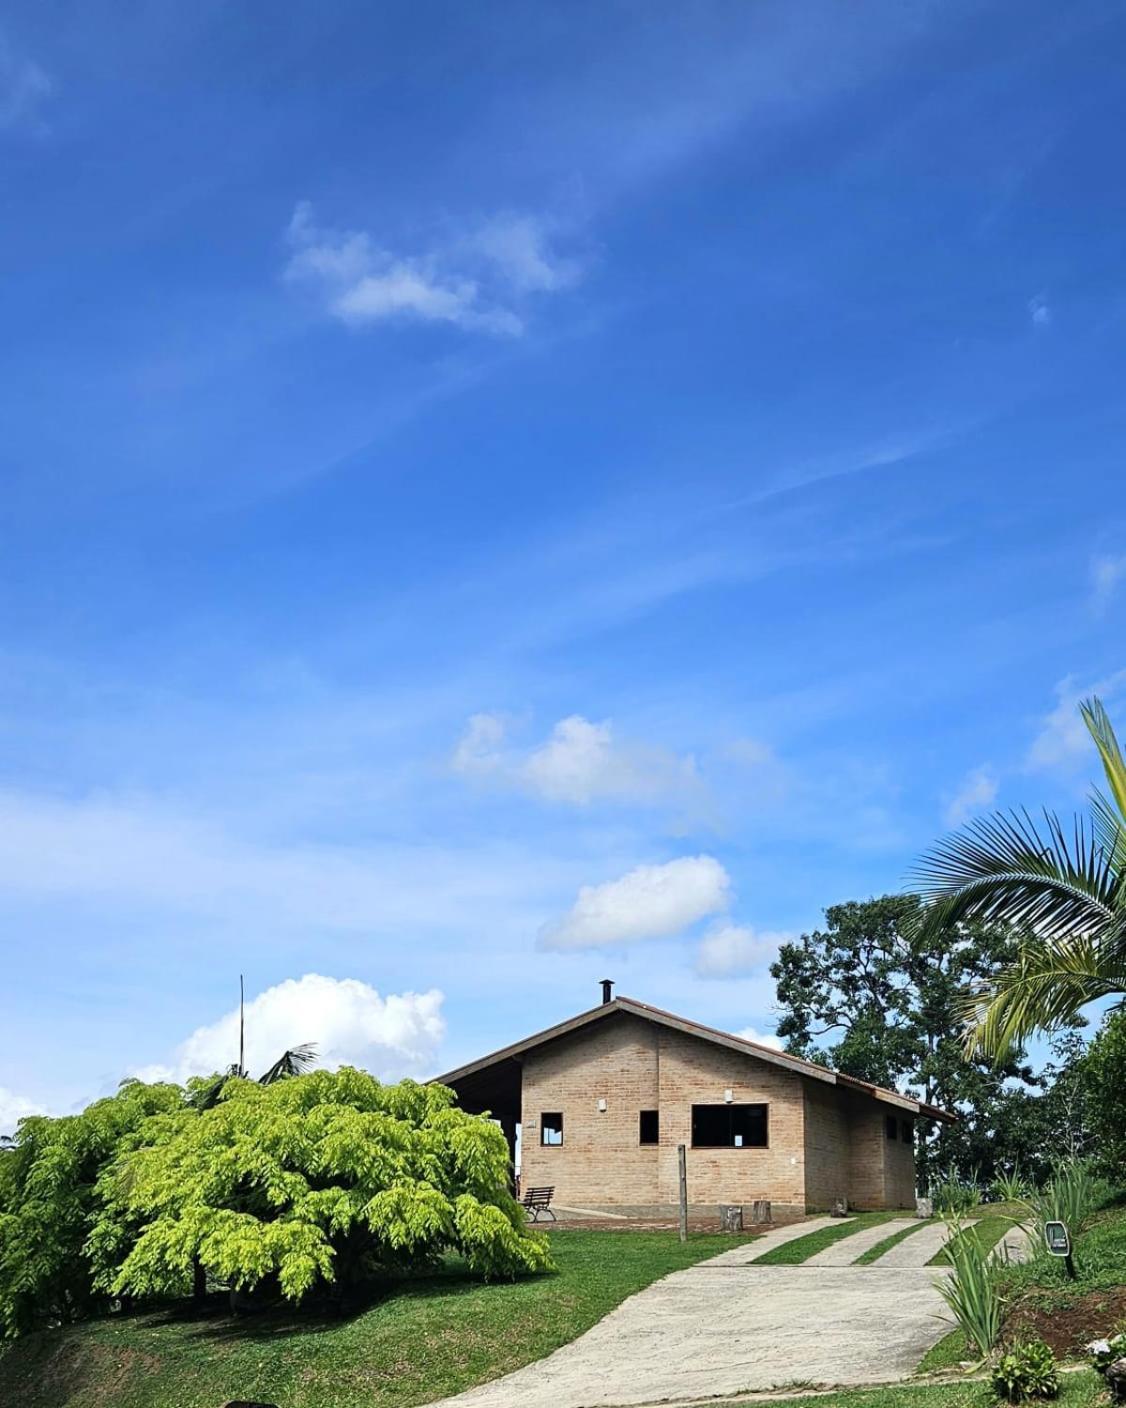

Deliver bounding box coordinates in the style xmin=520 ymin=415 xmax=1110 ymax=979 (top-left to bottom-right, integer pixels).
xmin=132 ymin=974 xmax=445 ymax=1085
xmin=1027 ymin=672 xmax=1126 ymax=774
xmin=1091 ymin=555 xmax=1126 ymax=614
xmin=283 ymin=202 xmax=582 ymax=336
xmin=694 ymin=922 xmax=791 ymax=978
xmin=942 ymin=765 xmax=998 ymax=827
xmin=538 ymin=855 xmax=730 ymax=951
xmin=0 ymin=32 xmax=51 ymax=133
xmin=452 ymin=712 xmax=706 ymax=810
xmin=1028 ymin=294 xmax=1052 ymax=327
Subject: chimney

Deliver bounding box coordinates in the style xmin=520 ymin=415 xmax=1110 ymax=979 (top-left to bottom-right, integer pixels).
xmin=600 ymin=978 xmax=614 ymax=1005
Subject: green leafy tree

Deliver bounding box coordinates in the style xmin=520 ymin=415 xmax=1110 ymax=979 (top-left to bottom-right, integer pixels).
xmin=914 ymin=696 xmax=1126 ymax=1058
xmin=0 ymin=1080 xmax=186 ymax=1337
xmin=1082 ymin=1008 xmax=1126 ymax=1177
xmin=89 ymin=1068 xmax=551 ymax=1307
xmin=770 ymin=894 xmax=1037 ymax=1185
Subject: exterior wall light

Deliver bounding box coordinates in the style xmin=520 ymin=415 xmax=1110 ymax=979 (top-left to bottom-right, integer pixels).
xmin=723 ymin=1088 xmax=734 ymax=1103
xmin=597 ymin=1098 xmax=607 ymax=1112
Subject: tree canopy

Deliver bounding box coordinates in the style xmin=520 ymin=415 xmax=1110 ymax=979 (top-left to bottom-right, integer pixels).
xmin=770 ymin=893 xmax=1050 ymax=1184
xmin=1 ymin=1069 xmax=548 ymax=1338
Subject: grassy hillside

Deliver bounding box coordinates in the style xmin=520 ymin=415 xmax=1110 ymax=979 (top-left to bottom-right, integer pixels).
xmin=0 ymin=1229 xmax=750 ymax=1408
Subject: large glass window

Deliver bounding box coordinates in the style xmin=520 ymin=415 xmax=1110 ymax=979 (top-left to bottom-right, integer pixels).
xmin=540 ymin=1112 xmax=563 ymax=1146
xmin=691 ymin=1104 xmax=767 ymax=1148
xmin=639 ymin=1110 xmax=659 ymax=1145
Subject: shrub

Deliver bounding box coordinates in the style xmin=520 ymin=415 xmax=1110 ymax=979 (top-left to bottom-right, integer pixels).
xmin=932 ymin=1166 xmax=982 ymax=1215
xmin=991 ymin=1339 xmax=1060 ymax=1403
xmin=90 ymin=1069 xmax=552 ymax=1306
xmin=992 ymin=1170 xmax=1030 ymax=1204
xmin=1084 ymin=1012 xmax=1126 ymax=1179
xmin=1021 ymin=1158 xmax=1108 ymax=1244
xmin=0 ymin=1080 xmax=187 ymax=1337
xmin=938 ymin=1217 xmax=1003 ymax=1357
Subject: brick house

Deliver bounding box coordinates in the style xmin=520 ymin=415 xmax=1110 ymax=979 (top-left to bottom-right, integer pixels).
xmin=435 ymin=986 xmax=954 ymax=1220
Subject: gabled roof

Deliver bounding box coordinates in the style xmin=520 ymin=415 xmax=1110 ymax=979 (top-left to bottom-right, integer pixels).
xmin=434 ymin=994 xmax=956 ymax=1123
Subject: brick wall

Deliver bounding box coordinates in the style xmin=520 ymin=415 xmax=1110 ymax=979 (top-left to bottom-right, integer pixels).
xmin=803 ymin=1082 xmax=850 ymax=1210
xmin=518 ymin=1012 xmax=919 ymax=1216
xmin=653 ymin=1028 xmax=806 ymax=1218
xmin=521 ymin=1013 xmax=661 ymax=1206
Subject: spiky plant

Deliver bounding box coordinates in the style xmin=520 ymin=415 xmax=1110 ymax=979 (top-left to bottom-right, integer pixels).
xmin=913 ymin=697 xmax=1126 ymax=1059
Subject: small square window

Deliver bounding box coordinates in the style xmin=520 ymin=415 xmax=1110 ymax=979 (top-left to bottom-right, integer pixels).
xmin=540 ymin=1112 xmax=563 ymax=1146
xmin=639 ymin=1109 xmax=659 ymax=1145
xmin=886 ymin=1115 xmax=899 ymax=1141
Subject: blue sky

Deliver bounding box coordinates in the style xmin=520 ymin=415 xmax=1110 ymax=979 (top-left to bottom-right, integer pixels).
xmin=2 ymin=0 xmax=1125 ymax=1126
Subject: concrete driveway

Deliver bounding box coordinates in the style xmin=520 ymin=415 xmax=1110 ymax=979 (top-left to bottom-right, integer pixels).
xmin=424 ymin=1218 xmax=958 ymax=1408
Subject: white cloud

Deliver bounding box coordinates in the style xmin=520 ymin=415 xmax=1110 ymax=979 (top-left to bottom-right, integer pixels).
xmin=0 ymin=1086 xmax=44 ymax=1135
xmin=284 ymin=203 xmax=578 ymax=337
xmin=452 ymin=712 xmax=703 ymax=808
xmin=0 ymin=34 xmax=51 ymax=133
xmin=942 ymin=765 xmax=998 ymax=827
xmin=539 ymin=855 xmax=730 ymax=951
xmin=1027 ymin=672 xmax=1126 ymax=774
xmin=472 ymin=213 xmax=581 ymax=293
xmin=1091 ymin=555 xmax=1126 ymax=614
xmin=694 ymin=922 xmax=790 ymax=978
xmin=735 ymin=1025 xmax=784 ymax=1052
xmin=1028 ymin=294 xmax=1051 ymax=327
xmin=133 ymin=974 xmax=445 ymax=1085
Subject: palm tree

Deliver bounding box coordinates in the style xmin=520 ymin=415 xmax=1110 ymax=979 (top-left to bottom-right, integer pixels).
xmin=913 ymin=696 xmax=1126 ymax=1059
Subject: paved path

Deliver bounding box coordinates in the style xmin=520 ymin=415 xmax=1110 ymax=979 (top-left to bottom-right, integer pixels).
xmin=424 ymin=1223 xmax=954 ymax=1408
xmin=871 ymin=1218 xmax=952 ymax=1266
xmin=806 ymin=1217 xmax=919 ymax=1266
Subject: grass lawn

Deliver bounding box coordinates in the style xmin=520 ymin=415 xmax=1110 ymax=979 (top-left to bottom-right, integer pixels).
xmin=0 ymin=1228 xmax=753 ymax=1408
xmin=755 ymin=1368 xmax=1105 ymax=1408
xmin=752 ymin=1211 xmax=903 ymax=1265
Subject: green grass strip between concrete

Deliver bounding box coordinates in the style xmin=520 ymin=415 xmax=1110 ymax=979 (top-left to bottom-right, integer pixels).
xmin=753 ymin=1211 xmax=903 ymax=1265
xmin=855 ymin=1218 xmax=934 ymax=1265
xmin=928 ymin=1213 xmax=1014 ymax=1267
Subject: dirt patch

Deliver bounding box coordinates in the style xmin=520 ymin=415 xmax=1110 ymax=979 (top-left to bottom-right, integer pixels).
xmin=1005 ymin=1285 xmax=1126 ymax=1358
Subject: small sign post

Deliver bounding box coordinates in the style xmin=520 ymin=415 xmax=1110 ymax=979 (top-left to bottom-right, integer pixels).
xmin=1044 ymin=1220 xmax=1075 ymax=1279
xmin=677 ymin=1143 xmax=688 ymax=1243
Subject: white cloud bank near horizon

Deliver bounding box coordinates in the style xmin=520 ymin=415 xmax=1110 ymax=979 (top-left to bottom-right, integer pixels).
xmin=132 ymin=974 xmax=446 ymax=1086
xmin=0 ymin=1085 xmax=44 ymax=1136
xmin=539 ymin=854 xmax=729 ymax=951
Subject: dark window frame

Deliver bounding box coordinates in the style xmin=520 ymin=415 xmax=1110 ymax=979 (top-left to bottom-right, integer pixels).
xmin=540 ymin=1112 xmax=564 ymax=1147
xmin=639 ymin=1109 xmax=659 ymax=1145
xmin=901 ymin=1119 xmax=914 ymax=1144
xmin=886 ymin=1115 xmax=899 ymax=1142
xmin=690 ymin=1103 xmax=768 ymax=1149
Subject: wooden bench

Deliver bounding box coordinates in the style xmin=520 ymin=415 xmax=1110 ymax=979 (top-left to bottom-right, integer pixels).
xmin=521 ymin=1185 xmax=556 ymax=1222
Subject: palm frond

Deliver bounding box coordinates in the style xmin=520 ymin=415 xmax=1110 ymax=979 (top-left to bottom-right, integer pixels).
xmin=960 ymin=932 xmax=1126 ymax=1056
xmin=912 ymin=807 xmax=1122 ymax=942
xmin=1080 ymin=696 xmax=1126 ymax=825
xmin=258 ymin=1043 xmax=318 ymax=1085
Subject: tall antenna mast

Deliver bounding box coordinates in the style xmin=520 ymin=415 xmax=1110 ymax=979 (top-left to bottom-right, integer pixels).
xmin=238 ymin=974 xmax=245 ymax=1077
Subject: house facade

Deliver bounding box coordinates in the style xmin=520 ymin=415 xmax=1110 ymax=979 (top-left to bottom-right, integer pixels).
xmin=435 ymin=989 xmax=954 ymax=1220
